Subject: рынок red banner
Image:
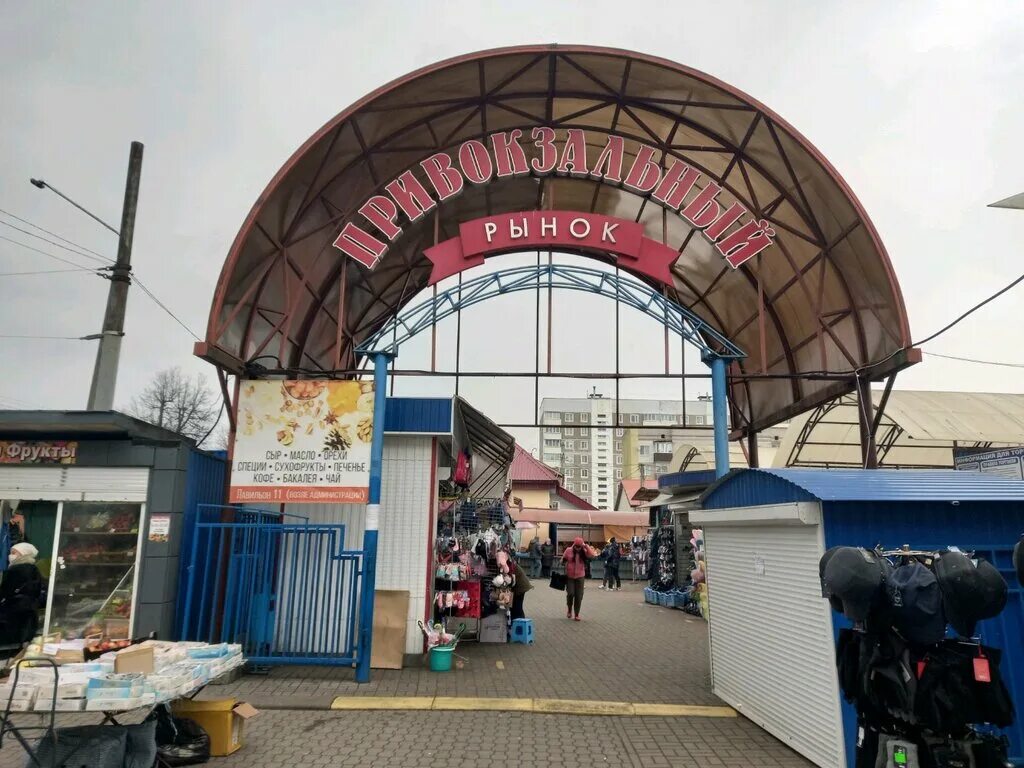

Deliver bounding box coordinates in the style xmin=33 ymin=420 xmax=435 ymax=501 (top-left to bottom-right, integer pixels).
xmin=424 ymin=211 xmax=680 ymax=285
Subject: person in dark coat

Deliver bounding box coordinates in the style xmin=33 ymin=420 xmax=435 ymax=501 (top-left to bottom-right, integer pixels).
xmin=527 ymin=538 xmax=543 ymax=577
xmin=510 ymin=560 xmax=534 ymax=620
xmin=539 ymin=538 xmax=555 ymax=577
xmin=600 ymin=538 xmax=623 ymax=591
xmin=0 ymin=543 xmax=44 ymax=654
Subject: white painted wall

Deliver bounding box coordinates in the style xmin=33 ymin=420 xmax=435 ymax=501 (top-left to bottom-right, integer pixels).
xmin=282 ymin=435 xmax=434 ymax=657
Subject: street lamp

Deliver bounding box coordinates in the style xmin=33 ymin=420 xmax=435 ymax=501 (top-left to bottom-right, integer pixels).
xmin=30 ymin=141 xmax=144 ymax=411
xmin=29 ymin=178 xmax=121 ymax=235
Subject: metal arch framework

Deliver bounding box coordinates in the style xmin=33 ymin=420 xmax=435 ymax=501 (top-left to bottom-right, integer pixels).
xmin=356 ymin=264 xmax=744 ymax=359
xmin=198 ymin=44 xmax=919 ymax=440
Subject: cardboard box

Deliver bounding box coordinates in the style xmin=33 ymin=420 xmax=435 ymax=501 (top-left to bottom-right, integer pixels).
xmin=37 ymin=682 xmax=88 ymax=700
xmin=370 ymin=590 xmax=409 ymax=670
xmin=0 ymin=685 xmax=37 ymax=703
xmin=479 ymin=612 xmax=508 ymax=643
xmin=114 ymin=646 xmax=154 ymax=674
xmin=36 ymin=697 xmax=85 ymax=712
xmin=172 ymin=698 xmax=259 ymax=756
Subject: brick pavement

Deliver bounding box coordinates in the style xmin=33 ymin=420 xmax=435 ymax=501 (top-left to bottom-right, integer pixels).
xmin=0 ymin=583 xmax=815 ymax=767
xmin=213 ymin=582 xmax=719 ymax=707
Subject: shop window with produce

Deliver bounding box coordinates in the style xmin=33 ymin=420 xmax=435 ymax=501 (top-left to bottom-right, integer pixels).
xmin=48 ymin=502 xmax=143 ymax=641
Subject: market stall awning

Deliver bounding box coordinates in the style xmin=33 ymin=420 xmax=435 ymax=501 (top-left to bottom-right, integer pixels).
xmin=450 ymin=396 xmax=516 ymax=496
xmin=640 ymin=491 xmax=699 ymax=509
xmin=515 ymin=507 xmax=648 ymax=526
xmin=774 ymin=390 xmax=1024 ymax=468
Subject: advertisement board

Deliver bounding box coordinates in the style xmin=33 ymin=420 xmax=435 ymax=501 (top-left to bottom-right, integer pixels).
xmin=0 ymin=440 xmax=78 ymax=464
xmin=953 ymin=446 xmax=1024 ymax=480
xmin=229 ymin=380 xmax=373 ymax=504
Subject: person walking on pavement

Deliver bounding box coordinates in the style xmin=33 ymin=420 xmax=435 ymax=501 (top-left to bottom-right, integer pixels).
xmin=527 ymin=538 xmax=543 ymax=578
xmin=562 ymin=537 xmax=595 ymax=621
xmin=540 ymin=538 xmax=555 ymax=577
xmin=600 ymin=537 xmax=623 ymax=591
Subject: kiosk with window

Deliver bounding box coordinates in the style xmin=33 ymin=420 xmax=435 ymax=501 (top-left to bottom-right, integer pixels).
xmin=0 ymin=411 xmax=225 ymax=643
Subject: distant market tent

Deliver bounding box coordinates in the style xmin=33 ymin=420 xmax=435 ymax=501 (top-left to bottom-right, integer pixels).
xmin=774 ymin=390 xmax=1024 ymax=468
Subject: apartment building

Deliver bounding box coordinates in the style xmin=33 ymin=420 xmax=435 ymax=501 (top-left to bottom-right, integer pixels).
xmin=538 ymin=392 xmax=714 ymax=510
xmin=539 ymin=392 xmax=786 ymax=509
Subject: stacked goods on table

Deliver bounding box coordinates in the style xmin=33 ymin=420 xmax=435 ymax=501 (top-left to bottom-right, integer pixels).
xmin=1 ymin=641 xmax=244 ymax=714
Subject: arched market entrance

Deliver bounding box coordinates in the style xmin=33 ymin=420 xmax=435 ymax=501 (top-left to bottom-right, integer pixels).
xmin=191 ymin=46 xmax=918 ymax=758
xmin=198 ymin=44 xmax=917 ymax=446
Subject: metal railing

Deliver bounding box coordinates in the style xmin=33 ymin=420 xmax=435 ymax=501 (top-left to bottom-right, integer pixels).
xmin=180 ymin=505 xmax=364 ymax=666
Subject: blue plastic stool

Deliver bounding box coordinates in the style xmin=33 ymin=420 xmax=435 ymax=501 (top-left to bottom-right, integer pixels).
xmin=510 ymin=618 xmax=534 ymax=645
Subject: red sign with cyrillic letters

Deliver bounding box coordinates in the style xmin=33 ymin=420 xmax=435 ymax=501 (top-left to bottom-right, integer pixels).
xmin=424 ymin=211 xmax=679 ymax=285
xmin=332 ymin=128 xmax=776 ymax=274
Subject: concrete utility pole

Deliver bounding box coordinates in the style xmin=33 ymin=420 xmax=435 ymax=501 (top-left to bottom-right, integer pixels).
xmin=87 ymin=141 xmax=144 ymax=410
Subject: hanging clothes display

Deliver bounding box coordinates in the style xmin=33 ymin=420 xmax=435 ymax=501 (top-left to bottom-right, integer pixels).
xmin=431 ymin=492 xmax=518 ymax=644
xmin=650 ymin=527 xmax=675 ymax=590
xmin=820 ymin=546 xmax=1015 ymax=768
xmin=453 ymin=448 xmax=472 ymax=489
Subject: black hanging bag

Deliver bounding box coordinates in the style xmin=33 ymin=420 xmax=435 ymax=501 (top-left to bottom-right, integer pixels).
xmin=549 ymin=564 xmax=566 ymax=591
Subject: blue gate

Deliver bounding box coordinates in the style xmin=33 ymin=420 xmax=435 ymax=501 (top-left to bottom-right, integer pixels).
xmin=180 ymin=505 xmax=363 ymax=666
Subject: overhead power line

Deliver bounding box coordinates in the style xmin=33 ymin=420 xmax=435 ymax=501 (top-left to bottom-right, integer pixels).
xmin=926 ymin=352 xmax=1024 ymax=369
xmin=0 ymin=207 xmax=112 ymax=262
xmin=0 ymin=219 xmax=111 ymax=265
xmin=0 ymin=234 xmax=99 ymax=270
xmin=796 ymin=269 xmax=1024 ymax=378
xmin=915 ymin=272 xmax=1024 ymax=348
xmin=1 ymin=207 xmax=198 ymax=341
xmin=0 ymin=267 xmax=99 ymax=277
xmin=0 ymin=334 xmax=86 ymax=340
xmin=133 ymin=276 xmax=201 ymax=341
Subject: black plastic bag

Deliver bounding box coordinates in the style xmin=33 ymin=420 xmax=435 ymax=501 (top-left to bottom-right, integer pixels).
xmin=32 ymin=725 xmax=127 ymax=768
xmin=146 ymin=704 xmax=211 ymax=766
xmin=123 ymin=720 xmax=158 ymax=768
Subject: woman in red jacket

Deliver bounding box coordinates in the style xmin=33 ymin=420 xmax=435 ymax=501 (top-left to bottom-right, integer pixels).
xmin=561 ymin=537 xmax=596 ymax=621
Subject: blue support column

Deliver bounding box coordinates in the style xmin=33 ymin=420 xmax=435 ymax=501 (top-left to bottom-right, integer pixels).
xmin=355 ymin=351 xmax=393 ymax=683
xmin=703 ymin=352 xmax=731 ymax=479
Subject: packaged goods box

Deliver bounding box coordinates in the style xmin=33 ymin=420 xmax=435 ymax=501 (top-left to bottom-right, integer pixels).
xmin=173 ymin=698 xmax=259 ymax=756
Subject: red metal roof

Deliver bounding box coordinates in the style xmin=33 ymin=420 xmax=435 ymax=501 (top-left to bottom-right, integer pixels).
xmin=509 ymin=444 xmax=562 ymax=484
xmin=555 ymin=486 xmax=598 ymax=511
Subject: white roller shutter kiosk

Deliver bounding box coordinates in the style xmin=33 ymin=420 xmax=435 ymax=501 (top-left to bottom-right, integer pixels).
xmin=691 ymin=502 xmax=845 ymax=768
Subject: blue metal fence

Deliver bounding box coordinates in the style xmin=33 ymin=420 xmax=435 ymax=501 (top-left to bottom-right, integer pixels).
xmin=180 ymin=505 xmax=364 ymax=666
xmin=175 ymin=449 xmax=227 ymax=638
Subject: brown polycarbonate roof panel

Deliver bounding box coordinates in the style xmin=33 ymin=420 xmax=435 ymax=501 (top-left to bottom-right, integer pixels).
xmin=202 ymin=45 xmax=912 ymax=436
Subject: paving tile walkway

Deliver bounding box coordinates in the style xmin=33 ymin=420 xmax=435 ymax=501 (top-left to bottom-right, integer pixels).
xmin=214 ymin=581 xmax=719 ymax=707
xmin=0 ymin=583 xmax=815 ymax=767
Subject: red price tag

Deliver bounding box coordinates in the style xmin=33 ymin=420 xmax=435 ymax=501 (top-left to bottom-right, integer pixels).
xmin=974 ymin=656 xmax=991 ymax=683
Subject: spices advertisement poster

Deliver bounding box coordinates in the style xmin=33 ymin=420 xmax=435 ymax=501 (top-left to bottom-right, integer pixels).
xmin=229 ymin=380 xmax=374 ymax=504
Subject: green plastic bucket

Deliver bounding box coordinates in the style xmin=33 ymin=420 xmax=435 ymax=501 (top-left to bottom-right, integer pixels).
xmin=429 ymin=645 xmax=454 ymax=672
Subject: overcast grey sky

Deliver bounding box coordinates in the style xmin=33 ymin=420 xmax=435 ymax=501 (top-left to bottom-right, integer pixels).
xmin=2 ymin=1 xmax=1023 ymax=453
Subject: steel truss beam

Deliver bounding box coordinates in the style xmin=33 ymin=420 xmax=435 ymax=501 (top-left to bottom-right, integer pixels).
xmin=356 ymin=264 xmax=744 ymax=360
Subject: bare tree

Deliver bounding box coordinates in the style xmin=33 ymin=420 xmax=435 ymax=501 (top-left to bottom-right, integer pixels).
xmin=126 ymin=367 xmax=222 ymax=446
